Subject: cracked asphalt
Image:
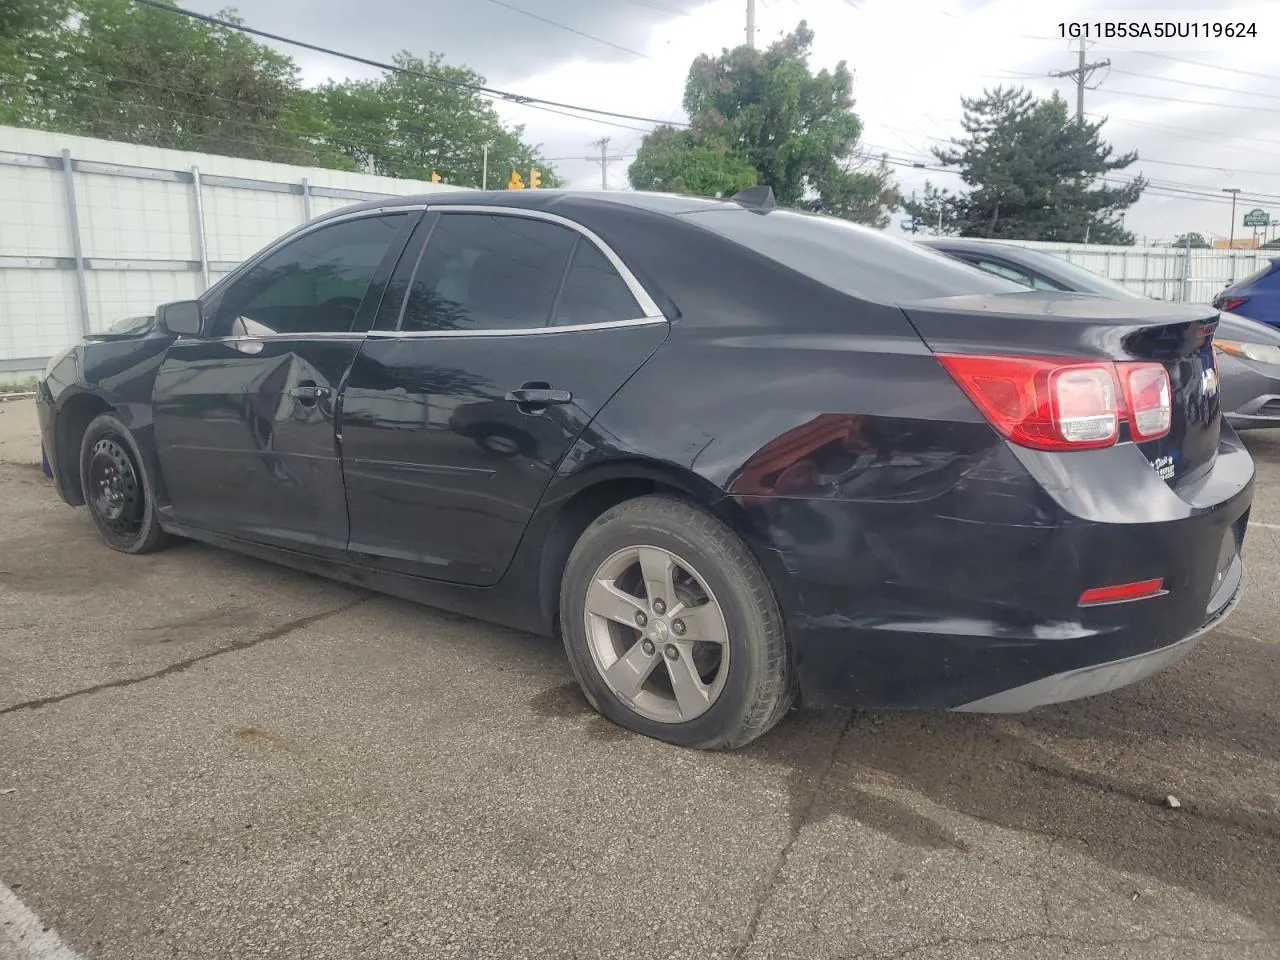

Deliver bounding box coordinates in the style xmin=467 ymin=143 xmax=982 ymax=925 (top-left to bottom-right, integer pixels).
xmin=1 ymin=396 xmax=1279 ymax=960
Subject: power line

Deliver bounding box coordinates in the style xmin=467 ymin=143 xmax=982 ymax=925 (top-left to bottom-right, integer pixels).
xmin=1088 ymin=113 xmax=1280 ymax=153
xmin=869 ymin=133 xmax=1280 ymax=208
xmin=615 ymin=0 xmax=692 ymax=15
xmin=1105 ymin=66 xmax=1280 ymax=103
xmin=1094 ymin=85 xmax=1280 ymax=114
xmin=1134 ymin=156 xmax=1280 ymax=179
xmin=479 ymin=0 xmax=649 ymax=59
xmin=130 ymin=0 xmax=685 ymax=130
xmin=1113 ymin=49 xmax=1280 ymax=85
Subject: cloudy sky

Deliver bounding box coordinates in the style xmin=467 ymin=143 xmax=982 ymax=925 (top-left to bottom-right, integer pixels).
xmin=183 ymin=0 xmax=1280 ymax=242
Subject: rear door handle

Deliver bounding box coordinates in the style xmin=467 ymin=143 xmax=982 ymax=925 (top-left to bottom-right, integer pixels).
xmin=506 ymin=386 xmax=572 ymax=406
xmin=289 ymin=383 xmax=332 ymax=405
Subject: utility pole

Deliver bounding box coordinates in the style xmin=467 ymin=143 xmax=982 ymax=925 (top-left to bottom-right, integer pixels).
xmin=590 ymin=137 xmax=612 ymax=189
xmin=1049 ymin=42 xmax=1110 ymax=126
xmin=482 ymin=144 xmax=489 ymax=190
xmin=1223 ymin=187 xmax=1241 ymax=248
xmin=745 ymin=0 xmax=755 ymax=48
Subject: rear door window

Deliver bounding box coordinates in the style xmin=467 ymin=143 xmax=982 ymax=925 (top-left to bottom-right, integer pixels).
xmin=551 ymin=239 xmax=643 ymax=326
xmin=401 ymin=213 xmax=577 ymax=332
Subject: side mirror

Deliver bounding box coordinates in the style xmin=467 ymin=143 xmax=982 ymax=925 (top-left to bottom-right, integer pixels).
xmin=156 ymin=300 xmax=205 ymax=337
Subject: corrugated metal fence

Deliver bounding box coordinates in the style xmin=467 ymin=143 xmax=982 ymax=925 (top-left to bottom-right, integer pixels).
xmin=0 ymin=126 xmax=463 ymax=379
xmin=2 ymin=125 xmax=1275 ymax=381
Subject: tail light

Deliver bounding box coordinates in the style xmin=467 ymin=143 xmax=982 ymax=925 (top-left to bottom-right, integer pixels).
xmin=1122 ymin=364 xmax=1172 ymax=440
xmin=1217 ymin=297 xmax=1248 ymax=312
xmin=939 ymin=354 xmax=1172 ymax=452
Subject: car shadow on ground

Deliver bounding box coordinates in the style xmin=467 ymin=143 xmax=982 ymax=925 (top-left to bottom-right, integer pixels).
xmin=533 ymin=629 xmax=1280 ymax=935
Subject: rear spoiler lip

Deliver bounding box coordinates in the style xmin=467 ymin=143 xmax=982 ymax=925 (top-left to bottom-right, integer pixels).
xmin=897 ymin=290 xmax=1220 ymax=326
xmin=899 ymin=295 xmax=1220 ymax=363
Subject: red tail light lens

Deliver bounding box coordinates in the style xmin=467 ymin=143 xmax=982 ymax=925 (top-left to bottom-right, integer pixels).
xmin=1218 ymin=297 xmax=1248 ymax=312
xmin=1122 ymin=364 xmax=1172 ymax=440
xmin=939 ymin=354 xmax=1173 ymax=451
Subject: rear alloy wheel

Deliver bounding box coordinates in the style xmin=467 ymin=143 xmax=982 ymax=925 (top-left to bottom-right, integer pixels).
xmin=79 ymin=413 xmax=169 ymax=554
xmin=560 ymin=495 xmax=794 ymax=749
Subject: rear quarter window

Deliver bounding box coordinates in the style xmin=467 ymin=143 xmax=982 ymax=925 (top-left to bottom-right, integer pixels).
xmin=679 ymin=208 xmax=1023 ymax=304
xmin=1233 ymin=261 xmax=1279 ymax=289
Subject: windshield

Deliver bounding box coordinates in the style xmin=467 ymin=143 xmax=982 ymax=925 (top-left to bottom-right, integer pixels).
xmin=104 ymin=314 xmax=156 ymax=335
xmin=680 ymin=208 xmax=1024 ymax=304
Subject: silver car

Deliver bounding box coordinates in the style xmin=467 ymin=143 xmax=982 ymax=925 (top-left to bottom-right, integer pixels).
xmin=920 ymin=237 xmax=1280 ymax=430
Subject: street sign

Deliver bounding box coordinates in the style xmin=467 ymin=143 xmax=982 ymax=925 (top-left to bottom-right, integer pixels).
xmin=900 ymin=217 xmax=918 ymax=232
xmin=1244 ymin=208 xmax=1270 ymax=227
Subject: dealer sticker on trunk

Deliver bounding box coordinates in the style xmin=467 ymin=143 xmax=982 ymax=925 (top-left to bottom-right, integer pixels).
xmin=1151 ymin=454 xmax=1176 ymax=481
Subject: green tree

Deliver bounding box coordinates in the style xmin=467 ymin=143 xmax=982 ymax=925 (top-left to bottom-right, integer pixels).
xmin=312 ymin=53 xmax=562 ymax=188
xmin=627 ymin=125 xmax=757 ymax=195
xmin=1 ymin=0 xmax=316 ymax=163
xmin=903 ymin=87 xmax=1145 ymax=244
xmin=1174 ymin=232 xmax=1210 ymax=248
xmin=628 ymin=22 xmax=896 ymax=225
xmin=0 ymin=1 xmax=559 ymax=184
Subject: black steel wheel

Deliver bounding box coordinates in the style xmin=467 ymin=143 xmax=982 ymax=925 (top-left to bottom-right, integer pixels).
xmin=78 ymin=413 xmax=169 ymax=554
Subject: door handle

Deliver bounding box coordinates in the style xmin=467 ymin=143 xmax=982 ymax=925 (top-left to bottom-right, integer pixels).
xmin=289 ymin=383 xmax=332 ymax=405
xmin=506 ymin=385 xmax=572 ymax=407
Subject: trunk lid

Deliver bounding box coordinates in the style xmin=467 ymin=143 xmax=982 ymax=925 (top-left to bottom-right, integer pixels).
xmin=902 ymin=291 xmax=1222 ymax=487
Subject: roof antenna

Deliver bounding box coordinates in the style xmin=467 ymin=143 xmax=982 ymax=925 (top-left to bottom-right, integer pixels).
xmin=730 ymin=185 xmax=776 ymax=213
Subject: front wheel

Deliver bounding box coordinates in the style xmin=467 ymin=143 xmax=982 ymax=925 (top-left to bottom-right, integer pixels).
xmin=79 ymin=412 xmax=169 ymax=554
xmin=559 ymin=495 xmax=794 ymax=749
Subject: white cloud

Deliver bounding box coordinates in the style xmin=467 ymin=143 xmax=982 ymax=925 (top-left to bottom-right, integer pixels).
xmin=198 ymin=0 xmax=1280 ymax=242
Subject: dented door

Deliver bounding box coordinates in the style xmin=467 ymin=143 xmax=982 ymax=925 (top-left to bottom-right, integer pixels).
xmin=151 ymin=335 xmax=362 ymax=556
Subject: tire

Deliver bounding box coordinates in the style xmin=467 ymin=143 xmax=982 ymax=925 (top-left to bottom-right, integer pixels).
xmin=78 ymin=412 xmax=170 ymax=555
xmin=559 ymin=494 xmax=794 ymax=749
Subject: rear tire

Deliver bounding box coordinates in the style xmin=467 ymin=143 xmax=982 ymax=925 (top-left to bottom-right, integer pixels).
xmin=559 ymin=495 xmax=794 ymax=749
xmin=79 ymin=412 xmax=169 ymax=555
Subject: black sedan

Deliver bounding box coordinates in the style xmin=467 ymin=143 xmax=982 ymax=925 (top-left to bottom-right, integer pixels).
xmin=920 ymin=236 xmax=1280 ymax=430
xmin=37 ymin=189 xmax=1252 ymax=748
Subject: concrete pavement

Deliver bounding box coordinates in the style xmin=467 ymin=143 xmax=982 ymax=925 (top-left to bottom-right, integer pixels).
xmin=2 ymin=399 xmax=1277 ymax=960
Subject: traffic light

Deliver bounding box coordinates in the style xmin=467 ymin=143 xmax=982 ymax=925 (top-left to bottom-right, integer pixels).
xmin=529 ymin=167 xmax=541 ymax=189
xmin=431 ymin=171 xmax=442 ymax=183
xmin=508 ymin=170 xmax=525 ymax=190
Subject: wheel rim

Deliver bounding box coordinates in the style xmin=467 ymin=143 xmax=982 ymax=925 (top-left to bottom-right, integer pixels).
xmin=583 ymin=545 xmax=731 ymax=724
xmin=88 ymin=436 xmax=144 ymax=537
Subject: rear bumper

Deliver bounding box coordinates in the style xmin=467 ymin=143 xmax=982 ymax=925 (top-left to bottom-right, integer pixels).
xmin=1219 ymin=353 xmax=1280 ymax=429
xmin=734 ymin=431 xmax=1254 ymax=712
xmin=953 ymin=551 xmax=1242 ymax=712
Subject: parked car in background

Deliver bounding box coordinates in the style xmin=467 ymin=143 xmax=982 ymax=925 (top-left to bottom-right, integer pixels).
xmin=1213 ymin=257 xmax=1280 ymax=328
xmin=922 ymin=237 xmax=1280 ymax=430
xmin=36 ymin=191 xmax=1251 ymax=748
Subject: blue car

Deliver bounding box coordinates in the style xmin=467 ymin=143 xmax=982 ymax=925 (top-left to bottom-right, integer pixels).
xmin=1214 ymin=257 xmax=1280 ymax=327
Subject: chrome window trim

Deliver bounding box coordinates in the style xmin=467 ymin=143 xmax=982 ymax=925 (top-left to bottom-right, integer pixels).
xmin=194 ymin=316 xmax=668 ymax=345
xmin=421 ymin=203 xmax=665 ymax=321
xmin=189 ymin=202 xmax=673 ymax=343
xmin=365 ymin=315 xmax=666 ymax=339
xmin=197 ymin=332 xmax=368 ymax=344
xmin=202 ymin=204 xmax=429 ymax=304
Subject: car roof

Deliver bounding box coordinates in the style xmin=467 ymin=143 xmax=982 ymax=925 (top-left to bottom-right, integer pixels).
xmin=918 ymin=237 xmax=1025 ymax=254
xmin=324 ymin=189 xmax=731 ymax=221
